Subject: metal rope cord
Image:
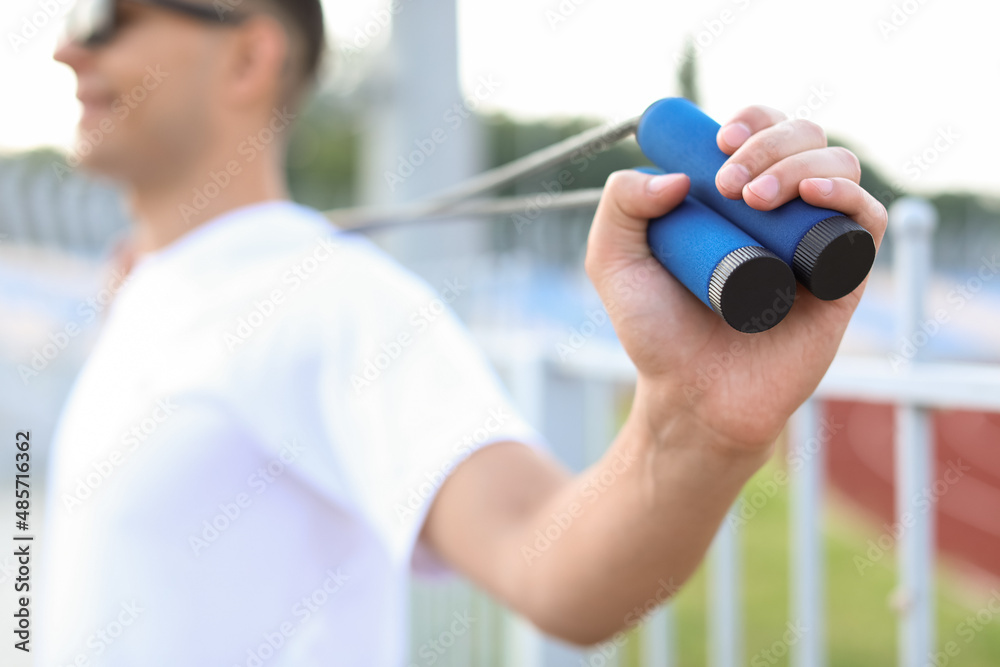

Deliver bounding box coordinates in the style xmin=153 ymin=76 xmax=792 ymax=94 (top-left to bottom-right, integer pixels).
xmin=323 ymin=116 xmax=642 ymax=232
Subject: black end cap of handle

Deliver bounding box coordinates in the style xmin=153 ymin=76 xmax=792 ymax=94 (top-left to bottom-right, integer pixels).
xmin=792 ymin=216 xmax=877 ymax=301
xmin=710 ymin=246 xmax=797 ymax=334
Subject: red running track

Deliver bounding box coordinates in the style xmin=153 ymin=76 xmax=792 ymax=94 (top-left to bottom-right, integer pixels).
xmin=824 ymin=401 xmax=1000 ymax=578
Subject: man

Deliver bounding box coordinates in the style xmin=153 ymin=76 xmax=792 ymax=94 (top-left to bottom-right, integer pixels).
xmin=43 ymin=0 xmax=887 ymax=664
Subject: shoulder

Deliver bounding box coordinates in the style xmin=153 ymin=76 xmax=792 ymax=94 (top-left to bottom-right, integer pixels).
xmin=227 ymin=202 xmax=426 ymax=299
xmin=256 ymin=204 xmax=448 ymax=336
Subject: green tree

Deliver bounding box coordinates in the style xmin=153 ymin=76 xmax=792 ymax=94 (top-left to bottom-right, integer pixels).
xmin=677 ymin=36 xmax=701 ymax=106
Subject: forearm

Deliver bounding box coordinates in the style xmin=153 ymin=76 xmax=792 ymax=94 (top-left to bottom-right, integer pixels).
xmin=508 ymin=378 xmax=773 ymax=645
xmin=425 ymin=108 xmax=885 ymax=647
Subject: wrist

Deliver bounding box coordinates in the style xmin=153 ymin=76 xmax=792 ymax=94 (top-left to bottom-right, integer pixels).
xmin=613 ymin=396 xmax=770 ymax=514
xmin=627 ymin=375 xmax=775 ymax=472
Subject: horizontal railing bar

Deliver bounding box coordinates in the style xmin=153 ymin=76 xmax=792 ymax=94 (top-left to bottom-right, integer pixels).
xmin=325 ymin=188 xmax=605 ymax=231
xmin=817 ymin=357 xmax=1000 ymax=411
xmin=480 ymin=332 xmax=1000 ymax=411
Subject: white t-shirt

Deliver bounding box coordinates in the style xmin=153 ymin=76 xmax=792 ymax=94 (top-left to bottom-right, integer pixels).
xmin=38 ymin=200 xmax=547 ymax=667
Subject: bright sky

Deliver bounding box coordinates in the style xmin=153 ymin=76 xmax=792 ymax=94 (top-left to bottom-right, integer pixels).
xmin=1 ymin=0 xmax=997 ymax=196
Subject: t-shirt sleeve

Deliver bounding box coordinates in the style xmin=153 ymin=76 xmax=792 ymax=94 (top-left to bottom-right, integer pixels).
xmin=316 ymin=241 xmax=551 ymax=577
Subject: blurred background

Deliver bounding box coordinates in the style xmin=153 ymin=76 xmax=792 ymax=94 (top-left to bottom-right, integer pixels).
xmin=1 ymin=0 xmax=999 ymax=665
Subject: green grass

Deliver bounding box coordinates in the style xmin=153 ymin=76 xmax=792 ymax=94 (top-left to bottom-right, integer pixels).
xmin=619 ymin=454 xmax=1000 ymax=666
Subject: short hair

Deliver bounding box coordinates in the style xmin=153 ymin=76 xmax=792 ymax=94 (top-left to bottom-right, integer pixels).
xmin=248 ymin=0 xmax=327 ymax=107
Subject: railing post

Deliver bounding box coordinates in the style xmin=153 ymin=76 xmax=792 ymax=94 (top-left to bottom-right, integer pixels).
xmin=708 ymin=508 xmax=742 ymax=667
xmin=581 ymin=378 xmax=624 ymax=667
xmin=505 ymin=331 xmax=546 ymax=667
xmin=641 ymin=604 xmax=676 ymax=667
xmin=790 ymin=398 xmax=825 ymax=667
xmin=888 ymin=197 xmax=938 ymax=667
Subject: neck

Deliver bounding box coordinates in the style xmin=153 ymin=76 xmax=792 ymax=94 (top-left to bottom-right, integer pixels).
xmin=124 ymin=142 xmax=290 ymax=257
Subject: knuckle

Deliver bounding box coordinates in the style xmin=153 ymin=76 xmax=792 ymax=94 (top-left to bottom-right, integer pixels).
xmin=784 ymin=152 xmax=812 ymax=175
xmin=726 ymin=105 xmax=784 ymax=135
xmin=747 ymin=104 xmax=787 ymax=126
xmin=747 ymin=124 xmax=794 ymax=169
xmin=583 ymin=245 xmax=602 ymax=280
xmin=861 ymin=187 xmax=889 ymax=233
xmin=833 ymin=146 xmax=862 ymax=181
xmin=789 ymin=118 xmax=827 ymax=146
xmin=873 ymin=199 xmax=889 ymax=230
xmin=604 ymin=169 xmax=630 ymax=193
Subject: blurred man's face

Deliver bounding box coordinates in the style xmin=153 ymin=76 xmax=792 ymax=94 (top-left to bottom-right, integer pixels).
xmin=53 ymin=1 xmax=238 ymax=184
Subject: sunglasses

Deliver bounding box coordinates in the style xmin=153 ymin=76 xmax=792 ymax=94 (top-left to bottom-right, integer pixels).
xmin=63 ymin=0 xmax=248 ymax=48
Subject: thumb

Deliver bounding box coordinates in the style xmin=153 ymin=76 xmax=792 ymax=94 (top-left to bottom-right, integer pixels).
xmin=585 ymin=169 xmax=690 ymax=277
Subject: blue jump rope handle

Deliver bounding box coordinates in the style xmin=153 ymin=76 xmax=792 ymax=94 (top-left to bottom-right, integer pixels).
xmin=637 ymin=167 xmax=796 ymax=333
xmin=636 ymin=97 xmax=876 ymax=301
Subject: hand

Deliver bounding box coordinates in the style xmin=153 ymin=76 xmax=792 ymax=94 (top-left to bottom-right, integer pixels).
xmin=584 ymin=104 xmax=888 ymax=454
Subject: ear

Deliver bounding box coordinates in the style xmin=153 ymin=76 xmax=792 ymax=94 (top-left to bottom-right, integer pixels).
xmin=221 ymin=14 xmax=289 ymax=108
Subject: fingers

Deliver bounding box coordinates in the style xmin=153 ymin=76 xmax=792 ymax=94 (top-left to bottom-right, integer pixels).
xmin=798 ymin=177 xmax=889 ymax=248
xmin=740 ymin=146 xmax=863 ymax=210
xmin=595 ymin=170 xmax=690 ymax=231
xmin=716 ymin=118 xmax=828 ymax=199
xmin=585 ymin=170 xmax=690 ymax=272
xmin=716 ymin=105 xmax=788 ymax=154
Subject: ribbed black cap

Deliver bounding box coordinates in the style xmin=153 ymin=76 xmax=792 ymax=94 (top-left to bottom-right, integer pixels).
xmin=792 ymin=216 xmax=876 ymax=300
xmin=709 ymin=246 xmax=797 ymax=333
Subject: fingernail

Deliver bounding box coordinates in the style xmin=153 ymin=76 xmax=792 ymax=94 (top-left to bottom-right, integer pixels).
xmin=719 ymin=122 xmax=751 ymax=149
xmin=647 ymin=173 xmax=681 ymax=194
xmin=747 ymin=174 xmax=780 ymax=202
xmin=806 ymin=177 xmax=834 ymax=196
xmin=717 ymin=163 xmax=750 ymax=194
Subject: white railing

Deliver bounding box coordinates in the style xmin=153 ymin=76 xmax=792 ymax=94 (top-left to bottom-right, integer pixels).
xmin=411 ymin=196 xmax=1000 ymax=666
